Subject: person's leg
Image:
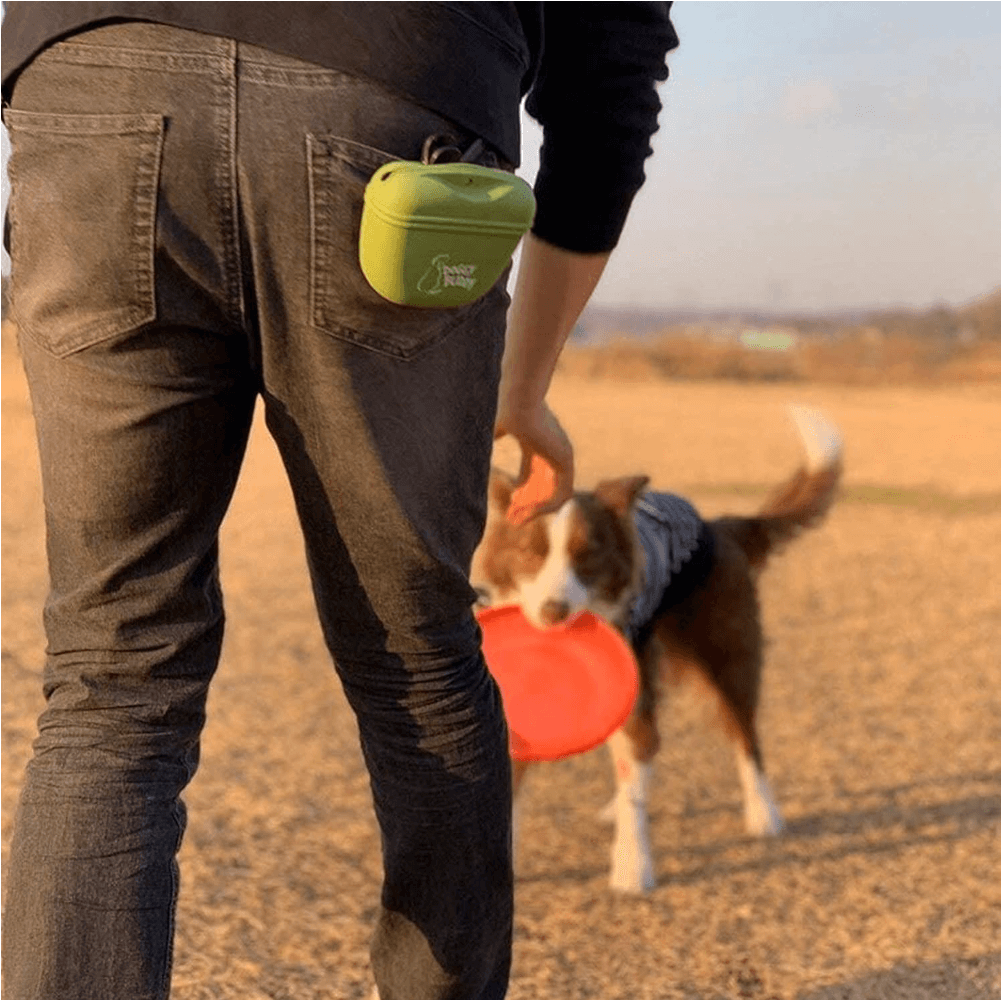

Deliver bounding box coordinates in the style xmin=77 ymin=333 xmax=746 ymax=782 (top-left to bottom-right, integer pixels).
xmin=2 ymin=27 xmax=258 ymax=999
xmin=3 ymin=332 xmax=255 ymax=1000
xmin=264 ymin=329 xmax=513 ymax=1000
xmin=234 ymin=50 xmax=514 ymax=998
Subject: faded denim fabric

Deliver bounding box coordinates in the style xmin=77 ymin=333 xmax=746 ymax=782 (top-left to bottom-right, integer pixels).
xmin=3 ymin=22 xmax=512 ymax=1000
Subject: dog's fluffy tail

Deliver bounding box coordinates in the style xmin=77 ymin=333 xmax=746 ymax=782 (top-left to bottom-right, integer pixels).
xmin=717 ymin=405 xmax=842 ymax=572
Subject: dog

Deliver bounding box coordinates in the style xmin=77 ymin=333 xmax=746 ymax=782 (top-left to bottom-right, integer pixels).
xmin=471 ymin=406 xmax=842 ymax=893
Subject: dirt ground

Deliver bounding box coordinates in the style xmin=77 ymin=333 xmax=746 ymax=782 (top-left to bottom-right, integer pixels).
xmin=3 ymin=342 xmax=999 ymax=999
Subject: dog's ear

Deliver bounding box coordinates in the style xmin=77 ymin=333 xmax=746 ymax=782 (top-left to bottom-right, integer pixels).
xmin=594 ymin=476 xmax=650 ymax=517
xmin=488 ymin=468 xmax=516 ymax=513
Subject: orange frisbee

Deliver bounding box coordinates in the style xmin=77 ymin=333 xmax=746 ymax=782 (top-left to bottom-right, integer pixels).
xmin=477 ymin=605 xmax=638 ymax=762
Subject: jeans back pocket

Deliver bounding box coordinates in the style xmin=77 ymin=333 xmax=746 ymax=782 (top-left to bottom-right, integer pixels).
xmin=307 ymin=134 xmax=503 ymax=361
xmin=3 ymin=109 xmax=164 ymax=357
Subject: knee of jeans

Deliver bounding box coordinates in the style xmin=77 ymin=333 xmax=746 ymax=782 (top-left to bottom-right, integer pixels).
xmin=29 ymin=703 xmax=205 ymax=797
xmin=359 ymin=693 xmax=511 ymax=839
xmin=33 ymin=624 xmax=217 ymax=790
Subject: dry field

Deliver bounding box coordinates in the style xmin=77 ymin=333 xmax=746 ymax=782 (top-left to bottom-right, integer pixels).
xmin=3 ymin=342 xmax=999 ymax=998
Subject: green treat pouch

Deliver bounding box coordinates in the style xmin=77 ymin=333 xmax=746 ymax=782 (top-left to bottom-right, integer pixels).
xmin=360 ymin=159 xmax=536 ymax=308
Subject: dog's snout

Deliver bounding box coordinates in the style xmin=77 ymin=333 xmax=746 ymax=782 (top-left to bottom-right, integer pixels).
xmin=540 ymin=599 xmax=571 ymax=625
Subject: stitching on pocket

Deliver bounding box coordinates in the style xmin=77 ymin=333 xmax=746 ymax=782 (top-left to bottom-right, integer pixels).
xmin=3 ymin=110 xmax=165 ymax=357
xmin=307 ymin=134 xmax=497 ymax=362
xmin=3 ymin=109 xmax=165 ymax=136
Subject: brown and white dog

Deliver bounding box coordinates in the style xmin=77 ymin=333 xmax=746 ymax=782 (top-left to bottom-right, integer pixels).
xmin=471 ymin=406 xmax=842 ymax=893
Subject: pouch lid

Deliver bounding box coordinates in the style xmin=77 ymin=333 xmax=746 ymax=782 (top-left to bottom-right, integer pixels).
xmin=365 ymin=160 xmax=536 ymax=233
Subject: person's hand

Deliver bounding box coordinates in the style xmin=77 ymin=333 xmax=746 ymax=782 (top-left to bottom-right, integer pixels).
xmin=494 ymin=400 xmax=573 ymax=525
xmin=491 ymin=235 xmax=603 ymax=525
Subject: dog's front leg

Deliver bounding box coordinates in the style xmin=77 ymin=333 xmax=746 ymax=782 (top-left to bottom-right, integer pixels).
xmin=604 ymin=729 xmax=657 ymax=894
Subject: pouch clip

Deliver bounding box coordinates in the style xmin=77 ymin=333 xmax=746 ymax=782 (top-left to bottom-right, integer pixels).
xmin=421 ymin=134 xmax=497 ymax=168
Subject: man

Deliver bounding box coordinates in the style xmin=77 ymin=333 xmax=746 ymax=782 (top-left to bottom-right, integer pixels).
xmin=1 ymin=4 xmax=678 ymax=998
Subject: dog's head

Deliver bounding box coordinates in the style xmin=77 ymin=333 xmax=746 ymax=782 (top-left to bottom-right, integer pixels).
xmin=472 ymin=469 xmax=650 ymax=629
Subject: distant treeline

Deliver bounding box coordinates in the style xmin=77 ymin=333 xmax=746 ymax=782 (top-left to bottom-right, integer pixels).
xmin=560 ymin=290 xmax=1000 ymax=386
xmin=792 ymin=289 xmax=1000 ymax=344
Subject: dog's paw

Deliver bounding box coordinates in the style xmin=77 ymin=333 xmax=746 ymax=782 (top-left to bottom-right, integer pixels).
xmin=609 ymin=845 xmax=657 ymax=894
xmin=744 ymin=799 xmax=785 ymax=838
xmin=609 ymin=831 xmax=657 ymax=894
xmin=609 ymin=868 xmax=657 ymax=895
xmin=738 ymin=758 xmax=785 ymax=837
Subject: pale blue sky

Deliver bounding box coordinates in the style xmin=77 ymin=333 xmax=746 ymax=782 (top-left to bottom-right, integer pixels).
xmin=517 ymin=1 xmax=1001 ymax=314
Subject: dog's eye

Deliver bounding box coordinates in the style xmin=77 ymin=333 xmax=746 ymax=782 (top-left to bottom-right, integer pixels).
xmin=565 ymin=537 xmax=601 ymax=585
xmin=572 ymin=543 xmax=605 ymax=583
xmin=568 ymin=506 xmax=635 ymax=597
xmin=567 ymin=510 xmax=605 ymax=581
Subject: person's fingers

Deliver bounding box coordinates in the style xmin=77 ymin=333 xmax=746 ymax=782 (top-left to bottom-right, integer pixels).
xmin=549 ymin=451 xmax=574 ymax=507
xmin=506 ymin=446 xmax=575 ymax=525
xmin=494 ymin=402 xmax=575 ymax=523
xmin=507 ymin=454 xmax=556 ymax=525
xmin=513 ymin=447 xmax=534 ymax=488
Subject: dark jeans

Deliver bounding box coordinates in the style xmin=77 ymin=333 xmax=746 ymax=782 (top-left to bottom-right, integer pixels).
xmin=3 ymin=23 xmax=512 ymax=1000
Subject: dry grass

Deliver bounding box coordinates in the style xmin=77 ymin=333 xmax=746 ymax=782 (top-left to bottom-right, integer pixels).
xmin=3 ymin=342 xmax=999 ymax=998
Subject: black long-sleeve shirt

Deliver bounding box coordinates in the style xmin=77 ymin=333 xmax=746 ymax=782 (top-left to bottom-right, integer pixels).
xmin=1 ymin=2 xmax=678 ymax=252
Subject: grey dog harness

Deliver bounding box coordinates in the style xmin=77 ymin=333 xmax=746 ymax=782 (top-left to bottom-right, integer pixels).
xmin=626 ymin=493 xmax=714 ymax=645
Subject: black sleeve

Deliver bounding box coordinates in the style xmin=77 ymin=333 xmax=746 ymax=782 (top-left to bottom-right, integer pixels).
xmin=525 ymin=2 xmax=679 ymax=253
